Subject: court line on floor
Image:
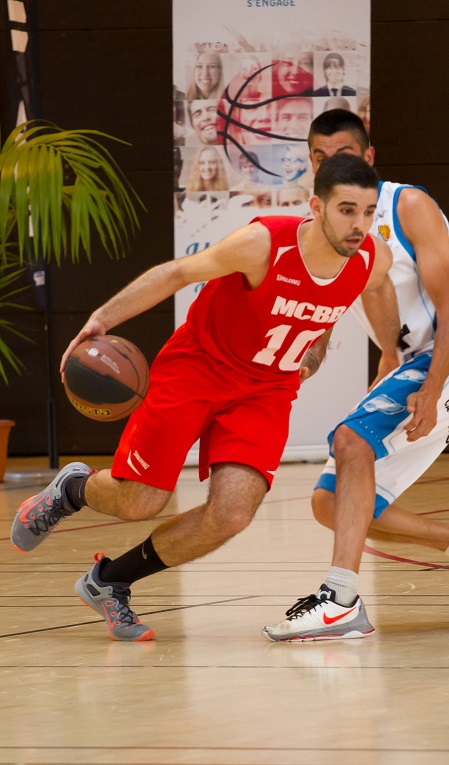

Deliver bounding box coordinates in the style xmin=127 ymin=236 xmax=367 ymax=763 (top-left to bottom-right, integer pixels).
xmin=0 ymin=595 xmax=259 ymax=639
xmin=363 ymin=543 xmax=449 ymax=570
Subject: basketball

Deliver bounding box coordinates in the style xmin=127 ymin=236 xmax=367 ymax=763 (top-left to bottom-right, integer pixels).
xmin=63 ymin=335 xmax=149 ymax=421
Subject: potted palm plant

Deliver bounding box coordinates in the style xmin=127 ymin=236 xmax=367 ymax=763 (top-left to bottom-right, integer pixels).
xmin=0 ymin=120 xmax=144 ymax=478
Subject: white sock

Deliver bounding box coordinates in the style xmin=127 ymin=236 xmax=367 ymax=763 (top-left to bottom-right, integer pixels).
xmin=325 ymin=566 xmax=359 ymax=606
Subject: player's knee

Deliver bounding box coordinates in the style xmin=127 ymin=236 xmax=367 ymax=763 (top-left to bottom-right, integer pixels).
xmin=205 ymin=498 xmax=255 ymax=541
xmin=333 ymin=424 xmax=373 ymax=460
xmin=311 ymin=488 xmax=335 ymax=529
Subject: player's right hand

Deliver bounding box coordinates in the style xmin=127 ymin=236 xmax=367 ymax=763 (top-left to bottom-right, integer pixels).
xmin=60 ymin=315 xmax=107 ymax=380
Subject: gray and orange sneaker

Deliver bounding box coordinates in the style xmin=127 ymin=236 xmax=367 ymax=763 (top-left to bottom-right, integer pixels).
xmin=75 ymin=553 xmax=156 ymax=642
xmin=10 ymin=461 xmax=92 ymax=552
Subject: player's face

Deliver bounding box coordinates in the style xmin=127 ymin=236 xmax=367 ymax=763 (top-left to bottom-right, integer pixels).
xmin=195 ymin=54 xmax=221 ymax=96
xmin=198 ymin=150 xmax=219 ymax=179
xmin=319 ymin=184 xmax=377 ymax=258
xmin=190 ymin=101 xmax=217 ymax=144
xmin=309 ymin=130 xmax=374 ymax=173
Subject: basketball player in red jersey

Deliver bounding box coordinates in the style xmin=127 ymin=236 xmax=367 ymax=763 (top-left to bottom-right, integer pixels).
xmin=11 ymin=154 xmax=400 ymax=642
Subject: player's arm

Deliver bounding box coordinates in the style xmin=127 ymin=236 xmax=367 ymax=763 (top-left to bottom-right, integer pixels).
xmin=299 ymin=328 xmax=333 ymax=383
xmin=361 ymin=237 xmax=401 ymax=388
xmin=60 ymin=222 xmax=271 ymax=374
xmin=397 ymin=188 xmax=449 ymax=440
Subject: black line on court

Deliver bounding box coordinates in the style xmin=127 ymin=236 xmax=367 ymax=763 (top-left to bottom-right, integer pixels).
xmin=1 ymin=745 xmax=449 ymax=753
xmin=0 ymin=595 xmax=259 ymax=639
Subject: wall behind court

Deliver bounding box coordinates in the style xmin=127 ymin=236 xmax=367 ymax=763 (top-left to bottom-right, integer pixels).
xmin=0 ymin=1 xmax=448 ymax=455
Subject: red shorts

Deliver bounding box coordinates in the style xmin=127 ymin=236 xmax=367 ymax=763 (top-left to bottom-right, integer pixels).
xmin=112 ymin=325 xmax=299 ymax=491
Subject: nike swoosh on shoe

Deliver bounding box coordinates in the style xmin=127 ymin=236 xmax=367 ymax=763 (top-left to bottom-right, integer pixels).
xmin=322 ymin=605 xmax=358 ymax=625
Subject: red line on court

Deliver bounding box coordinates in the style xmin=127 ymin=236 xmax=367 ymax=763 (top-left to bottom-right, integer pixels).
xmin=0 ymin=514 xmax=179 ymax=544
xmin=363 ymin=543 xmax=449 ymax=570
xmin=415 ymin=476 xmax=449 ymax=485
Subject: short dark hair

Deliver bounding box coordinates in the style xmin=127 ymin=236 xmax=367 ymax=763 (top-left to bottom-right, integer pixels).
xmin=308 ymin=108 xmax=370 ymax=152
xmin=314 ymin=153 xmax=379 ymax=201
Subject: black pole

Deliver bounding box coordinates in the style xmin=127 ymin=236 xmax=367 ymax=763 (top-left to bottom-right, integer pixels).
xmin=7 ymin=1 xmax=60 ymax=469
xmin=30 ymin=265 xmax=59 ymax=468
xmin=44 ymin=281 xmax=59 ymax=469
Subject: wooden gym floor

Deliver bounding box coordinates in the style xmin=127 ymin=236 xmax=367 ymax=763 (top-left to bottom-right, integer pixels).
xmin=0 ymin=453 xmax=448 ymax=765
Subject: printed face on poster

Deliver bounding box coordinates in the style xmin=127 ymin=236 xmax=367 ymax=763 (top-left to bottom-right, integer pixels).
xmin=173 ymin=0 xmax=371 ymax=455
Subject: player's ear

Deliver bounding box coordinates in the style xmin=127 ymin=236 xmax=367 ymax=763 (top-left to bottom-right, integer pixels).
xmin=365 ymin=145 xmax=375 ymax=166
xmin=309 ymin=194 xmax=323 ymax=218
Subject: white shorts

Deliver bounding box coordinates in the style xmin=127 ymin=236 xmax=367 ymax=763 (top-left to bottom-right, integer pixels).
xmin=315 ymin=352 xmax=449 ymax=517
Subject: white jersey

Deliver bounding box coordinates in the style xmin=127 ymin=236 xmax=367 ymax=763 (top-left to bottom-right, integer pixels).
xmin=350 ymin=181 xmax=449 ymax=363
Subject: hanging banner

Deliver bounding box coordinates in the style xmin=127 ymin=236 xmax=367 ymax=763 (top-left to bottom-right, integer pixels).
xmin=173 ymin=0 xmax=371 ymax=460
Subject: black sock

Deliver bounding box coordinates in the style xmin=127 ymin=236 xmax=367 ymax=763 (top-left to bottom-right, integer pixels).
xmin=65 ymin=475 xmax=89 ymax=510
xmin=99 ymin=535 xmax=168 ymax=585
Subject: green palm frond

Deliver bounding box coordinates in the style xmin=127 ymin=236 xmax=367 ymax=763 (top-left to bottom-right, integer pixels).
xmin=0 ymin=120 xmax=145 ymax=266
xmin=0 ymin=262 xmax=32 ymax=384
xmin=0 ymin=120 xmax=146 ymax=382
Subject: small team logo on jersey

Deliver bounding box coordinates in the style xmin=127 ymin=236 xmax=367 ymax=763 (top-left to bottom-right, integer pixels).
xmin=378 ymin=224 xmax=391 ymax=241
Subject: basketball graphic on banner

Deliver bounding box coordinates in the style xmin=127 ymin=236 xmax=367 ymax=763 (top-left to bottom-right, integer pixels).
xmin=216 ymin=59 xmax=313 ymax=186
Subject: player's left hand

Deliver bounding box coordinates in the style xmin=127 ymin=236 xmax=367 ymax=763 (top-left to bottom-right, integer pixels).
xmin=404 ymin=388 xmax=439 ymax=441
xmin=368 ymin=352 xmax=400 ymax=391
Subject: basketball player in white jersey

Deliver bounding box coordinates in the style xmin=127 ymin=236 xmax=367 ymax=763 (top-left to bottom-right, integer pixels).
xmin=263 ymin=109 xmax=449 ymax=643
xmin=10 ymin=154 xmax=400 ymax=642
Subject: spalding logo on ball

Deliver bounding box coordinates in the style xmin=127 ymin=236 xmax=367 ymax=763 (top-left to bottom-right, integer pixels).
xmin=64 ymin=335 xmax=149 ymax=421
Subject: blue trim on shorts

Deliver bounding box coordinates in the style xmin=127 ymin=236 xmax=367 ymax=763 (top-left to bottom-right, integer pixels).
xmin=328 ymin=353 xmax=432 ymax=461
xmin=315 ymin=466 xmax=393 ymax=519
xmin=314 ymin=472 xmax=335 ymax=493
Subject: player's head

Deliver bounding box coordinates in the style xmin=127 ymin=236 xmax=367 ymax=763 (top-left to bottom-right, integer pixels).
xmin=311 ymin=153 xmax=379 ymax=258
xmin=308 ymin=109 xmax=374 ymax=173
xmin=314 ymin=153 xmax=378 ymax=200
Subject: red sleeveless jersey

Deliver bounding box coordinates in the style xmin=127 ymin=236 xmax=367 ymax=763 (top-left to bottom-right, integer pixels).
xmin=185 ymin=216 xmax=375 ymax=383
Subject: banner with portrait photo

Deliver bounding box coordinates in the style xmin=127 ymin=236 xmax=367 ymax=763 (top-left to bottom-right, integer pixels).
xmin=173 ymin=0 xmax=371 ymax=460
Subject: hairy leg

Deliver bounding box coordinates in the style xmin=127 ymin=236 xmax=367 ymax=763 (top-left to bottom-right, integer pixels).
xmin=84 ymin=469 xmax=172 ymax=521
xmin=313 ymin=487 xmax=449 ymax=552
xmin=151 ymin=463 xmax=267 ymax=567
xmin=330 ymin=425 xmax=376 ymax=573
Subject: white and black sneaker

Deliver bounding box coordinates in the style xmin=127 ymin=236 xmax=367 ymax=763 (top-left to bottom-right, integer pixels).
xmin=262 ymin=584 xmax=375 ymax=642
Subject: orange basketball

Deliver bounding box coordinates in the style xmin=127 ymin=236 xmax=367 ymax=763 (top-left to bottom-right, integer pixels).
xmin=64 ymin=335 xmax=149 ymax=421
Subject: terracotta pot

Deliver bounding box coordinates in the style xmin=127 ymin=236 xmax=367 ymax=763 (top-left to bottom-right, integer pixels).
xmin=0 ymin=420 xmax=15 ymax=481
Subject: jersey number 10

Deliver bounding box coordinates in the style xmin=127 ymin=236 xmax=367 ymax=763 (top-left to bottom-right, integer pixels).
xmin=252 ymin=325 xmax=326 ymax=372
